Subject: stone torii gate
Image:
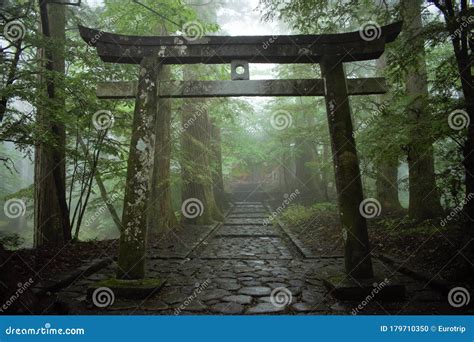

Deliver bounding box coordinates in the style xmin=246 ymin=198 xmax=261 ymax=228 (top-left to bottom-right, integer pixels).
xmin=79 ymin=22 xmax=402 ymax=285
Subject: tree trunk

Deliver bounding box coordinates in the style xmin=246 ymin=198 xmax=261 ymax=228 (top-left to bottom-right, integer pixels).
xmin=78 ymin=135 xmax=122 ymax=232
xmin=375 ymin=159 xmax=402 ymax=212
xmin=431 ymin=0 xmax=474 ymax=229
xmin=281 ymin=145 xmax=293 ymax=194
xmin=210 ymin=122 xmax=228 ymax=211
xmin=374 ymin=53 xmax=402 ymax=212
xmin=148 ymin=64 xmax=178 ymax=238
xmin=34 ymin=1 xmax=70 ymax=246
xmin=0 ymin=39 xmax=22 ymax=123
xmin=180 ymin=99 xmax=222 ymax=224
xmin=321 ymin=58 xmax=374 ymax=279
xmin=180 ymin=69 xmax=222 ymax=225
xmin=117 ymin=58 xmax=160 ymax=280
xmin=401 ymin=0 xmax=443 ymax=220
xmin=294 ymin=108 xmax=324 ymax=204
xmin=321 ymin=142 xmax=332 ymax=201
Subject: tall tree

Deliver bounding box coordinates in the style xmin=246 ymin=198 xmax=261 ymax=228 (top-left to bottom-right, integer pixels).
xmin=210 ymin=121 xmax=228 ymax=211
xmin=180 ymin=91 xmax=222 ymax=224
xmin=180 ymin=0 xmax=222 ymax=224
xmin=148 ymin=64 xmax=178 ymax=236
xmin=401 ymin=0 xmax=443 ymax=220
xmin=148 ymin=25 xmax=178 ymax=238
xmin=374 ymin=54 xmax=402 ymax=212
xmin=429 ymin=0 xmax=474 ymax=228
xmin=294 ymin=109 xmax=321 ymax=203
xmin=34 ymin=1 xmax=70 ymax=246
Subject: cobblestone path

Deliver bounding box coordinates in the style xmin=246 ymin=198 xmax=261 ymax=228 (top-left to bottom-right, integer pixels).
xmin=57 ymin=201 xmax=458 ymax=315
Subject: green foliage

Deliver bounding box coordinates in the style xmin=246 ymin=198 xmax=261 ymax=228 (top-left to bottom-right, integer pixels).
xmin=258 ymin=0 xmax=467 ymax=209
xmin=0 ymin=231 xmax=24 ymax=250
xmin=279 ymin=202 xmax=338 ymax=226
xmin=377 ymin=216 xmax=450 ymax=237
xmin=0 ymin=0 xmax=469 ymax=248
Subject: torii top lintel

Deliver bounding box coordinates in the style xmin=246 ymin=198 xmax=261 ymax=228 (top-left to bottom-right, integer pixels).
xmin=78 ymin=22 xmax=402 ymax=65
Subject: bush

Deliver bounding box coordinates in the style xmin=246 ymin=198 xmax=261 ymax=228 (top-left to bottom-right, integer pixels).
xmin=0 ymin=232 xmax=24 ymax=250
xmin=279 ymin=202 xmax=338 ymax=227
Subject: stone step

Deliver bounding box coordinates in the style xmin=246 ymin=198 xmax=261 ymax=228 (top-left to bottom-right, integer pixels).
xmin=217 ymin=226 xmax=278 ymax=237
xmin=198 ymin=236 xmax=293 ymax=259
xmin=225 ymin=218 xmax=270 ymax=226
xmin=228 ymin=213 xmax=269 ymax=218
xmin=231 ymin=208 xmax=268 ymax=214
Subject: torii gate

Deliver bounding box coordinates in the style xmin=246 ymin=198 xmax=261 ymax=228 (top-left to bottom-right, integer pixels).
xmin=79 ymin=22 xmax=402 ymax=285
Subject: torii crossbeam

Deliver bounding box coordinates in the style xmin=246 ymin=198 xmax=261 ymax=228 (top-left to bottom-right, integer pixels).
xmin=79 ymin=22 xmax=403 ymax=286
xmin=96 ymin=78 xmax=387 ymax=99
xmin=79 ymin=22 xmax=401 ymax=64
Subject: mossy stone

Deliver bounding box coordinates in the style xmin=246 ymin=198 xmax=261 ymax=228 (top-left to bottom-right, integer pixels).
xmin=87 ymin=278 xmax=165 ymax=300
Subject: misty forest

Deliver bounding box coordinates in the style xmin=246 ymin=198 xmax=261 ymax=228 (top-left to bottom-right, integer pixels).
xmin=0 ymin=0 xmax=473 ymax=315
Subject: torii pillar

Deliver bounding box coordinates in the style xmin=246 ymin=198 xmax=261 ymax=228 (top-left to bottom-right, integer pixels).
xmin=321 ymin=58 xmax=373 ymax=279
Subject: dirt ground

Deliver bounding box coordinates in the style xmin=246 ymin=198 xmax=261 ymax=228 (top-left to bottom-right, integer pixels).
xmin=282 ymin=209 xmax=474 ymax=287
